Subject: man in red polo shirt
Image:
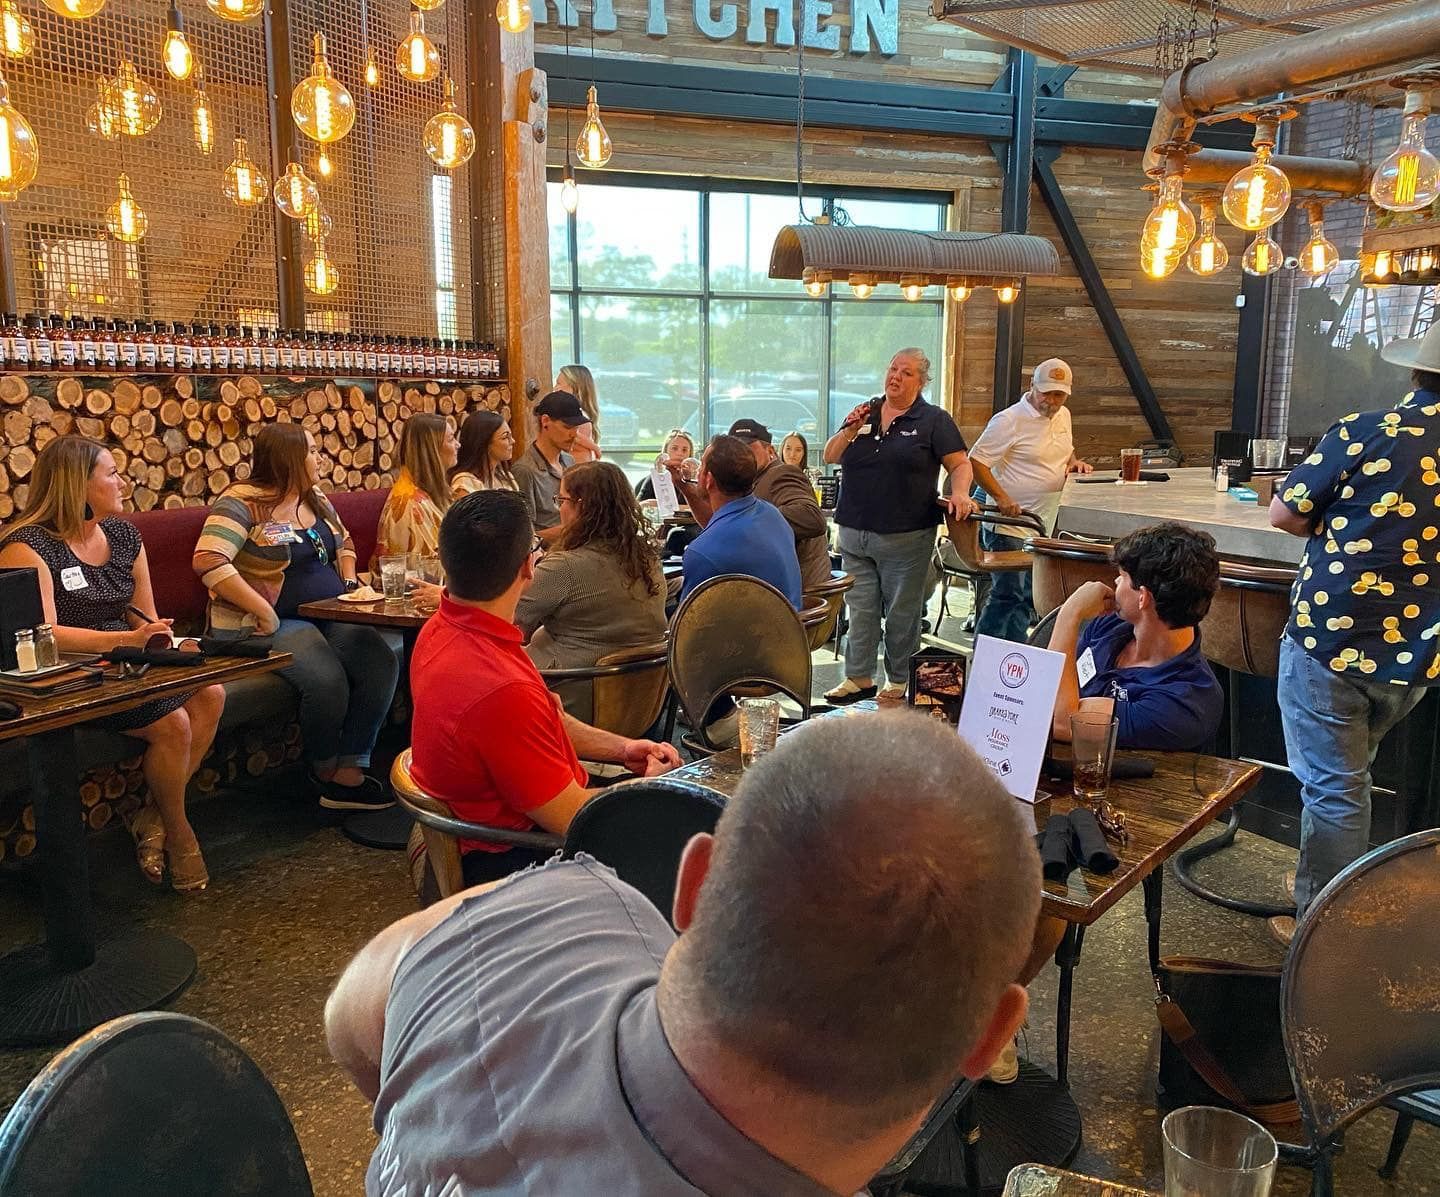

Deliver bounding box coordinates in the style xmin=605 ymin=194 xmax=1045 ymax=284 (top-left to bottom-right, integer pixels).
xmin=411 ymin=488 xmax=682 ymax=886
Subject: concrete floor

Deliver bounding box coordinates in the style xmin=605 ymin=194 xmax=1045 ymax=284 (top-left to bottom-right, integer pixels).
xmin=0 ymin=590 xmax=1436 ymax=1195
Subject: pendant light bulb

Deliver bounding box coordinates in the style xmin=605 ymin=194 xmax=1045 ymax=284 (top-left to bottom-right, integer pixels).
xmin=1299 ymin=203 xmax=1339 ymax=276
xmin=42 ymin=0 xmax=105 ymax=17
xmin=303 ymin=204 xmax=333 ymax=241
xmin=292 ymin=32 xmax=354 ymax=144
xmin=848 ymin=273 xmax=876 ymax=300
xmin=1186 ymin=198 xmax=1229 ymax=276
xmin=364 ymin=46 xmax=380 ymax=88
xmin=1241 ymin=231 xmax=1283 ymax=277
xmin=192 ymin=66 xmax=213 ymax=154
xmin=304 ymin=237 xmax=340 ymax=295
xmin=900 ymin=275 xmax=927 ymax=302
xmin=0 ymin=71 xmax=38 ymax=200
xmin=801 ymin=268 xmax=828 ymax=298
xmin=396 ymin=11 xmax=440 ymax=84
xmin=162 ymin=3 xmax=193 ymax=80
xmin=995 ymin=282 xmax=1021 ymax=303
xmin=86 ymin=78 xmax=118 ymax=140
xmin=315 ymin=147 xmax=334 ymax=180
xmin=274 ymin=158 xmax=319 ymax=220
xmin=1 ymin=1 xmax=35 ymax=59
xmin=1140 ymin=171 xmax=1196 ymax=259
xmin=222 ymin=135 xmax=269 ymax=207
xmin=575 ymin=85 xmax=612 ymax=168
xmin=1370 ymin=89 xmax=1440 ymax=213
xmin=496 ymin=0 xmax=532 ymax=33
xmin=423 ymin=75 xmax=476 ymax=169
xmin=947 ymin=279 xmax=972 ymax=302
xmin=560 ymin=162 xmax=579 ymax=214
xmin=1222 ymin=133 xmax=1290 ymax=231
xmin=105 ymin=59 xmax=163 ymax=137
xmin=411 ymin=0 xmax=444 ymax=8
xmin=205 ymin=0 xmax=262 ymax=20
xmin=105 ymin=172 xmax=147 ymax=242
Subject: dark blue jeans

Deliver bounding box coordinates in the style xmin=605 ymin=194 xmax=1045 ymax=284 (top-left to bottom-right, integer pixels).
xmin=974 ymin=529 xmax=1033 ymax=643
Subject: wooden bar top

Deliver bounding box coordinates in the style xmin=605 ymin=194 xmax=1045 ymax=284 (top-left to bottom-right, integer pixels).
xmin=298 ymin=595 xmax=434 ymax=629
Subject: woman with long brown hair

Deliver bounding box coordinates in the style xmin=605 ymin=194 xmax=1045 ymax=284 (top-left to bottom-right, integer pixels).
xmin=515 ymin=460 xmax=666 ymax=720
xmin=374 ymin=413 xmax=458 ymax=568
xmin=194 ymin=423 xmax=399 ymax=812
xmin=555 ymin=363 xmax=601 ymax=463
xmin=0 ymin=436 xmax=224 ymax=892
xmin=449 ymin=409 xmax=517 ymax=496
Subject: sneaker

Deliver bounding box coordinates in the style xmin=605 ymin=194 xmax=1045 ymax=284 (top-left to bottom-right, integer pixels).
xmin=1283 ymin=870 xmax=1297 ymax=903
xmin=824 ymin=678 xmax=877 ymax=705
xmin=1268 ymin=915 xmax=1296 ymax=947
xmin=705 ymin=707 xmax=740 ymax=748
xmin=315 ymin=773 xmax=395 ymax=812
xmin=987 ymin=1037 xmax=1019 ymax=1085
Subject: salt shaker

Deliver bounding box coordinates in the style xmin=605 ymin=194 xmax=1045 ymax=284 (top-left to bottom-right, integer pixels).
xmin=14 ymin=628 xmax=37 ymax=673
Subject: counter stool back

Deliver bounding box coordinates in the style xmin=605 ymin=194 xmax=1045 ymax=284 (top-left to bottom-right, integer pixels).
xmin=943 ymin=506 xmax=1047 ymax=576
xmin=1027 ymin=536 xmax=1115 ymax=616
xmin=802 ymin=570 xmax=854 ymax=652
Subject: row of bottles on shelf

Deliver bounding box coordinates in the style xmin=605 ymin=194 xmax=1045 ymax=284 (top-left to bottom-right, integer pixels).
xmin=0 ymin=314 xmax=504 ymax=380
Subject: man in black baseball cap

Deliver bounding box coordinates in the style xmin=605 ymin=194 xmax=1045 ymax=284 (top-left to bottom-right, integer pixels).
xmin=514 ymin=391 xmax=588 ymax=543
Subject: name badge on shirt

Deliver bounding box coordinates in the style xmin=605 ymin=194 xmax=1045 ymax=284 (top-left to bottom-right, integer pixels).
xmin=60 ymin=565 xmax=87 ymax=592
xmin=1076 ymin=646 xmax=1097 ymax=688
xmin=262 ymin=521 xmax=302 ymax=545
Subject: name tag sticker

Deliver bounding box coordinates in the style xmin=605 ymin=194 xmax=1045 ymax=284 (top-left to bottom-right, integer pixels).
xmin=1076 ymin=646 xmax=1097 ymax=688
xmin=60 ymin=565 xmax=87 ymax=592
xmin=262 ymin=521 xmax=302 ymax=545
xmin=857 ymin=423 xmax=873 ymax=436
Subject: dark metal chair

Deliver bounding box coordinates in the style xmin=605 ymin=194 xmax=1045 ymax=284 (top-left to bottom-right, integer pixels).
xmin=562 ymin=776 xmax=726 ymax=928
xmin=943 ymin=505 xmax=1048 ymax=577
xmin=667 ymin=574 xmax=813 ymax=755
xmin=0 ymin=1012 xmax=312 ymax=1197
xmin=1026 ymin=535 xmax=1115 ymax=617
xmin=868 ymin=1077 xmax=980 ymax=1196
xmin=1279 ymin=827 xmax=1440 ymax=1195
xmin=539 ymin=639 xmax=671 ymax=739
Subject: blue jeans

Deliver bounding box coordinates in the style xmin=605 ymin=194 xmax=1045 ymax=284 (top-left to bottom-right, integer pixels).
xmin=273 ymin=619 xmax=402 ymax=770
xmin=1279 ymin=635 xmax=1424 ymax=916
xmin=974 ymin=529 xmax=1033 ymax=643
xmin=838 ymin=525 xmax=936 ymax=686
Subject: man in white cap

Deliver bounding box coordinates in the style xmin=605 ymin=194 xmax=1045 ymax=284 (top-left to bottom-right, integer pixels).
xmin=1266 ymin=325 xmax=1440 ymax=945
xmin=969 ymin=358 xmax=1092 ymax=642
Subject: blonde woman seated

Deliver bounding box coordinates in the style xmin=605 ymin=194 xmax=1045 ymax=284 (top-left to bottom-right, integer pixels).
xmin=374 ymin=414 xmax=458 ymax=570
xmin=636 ymin=429 xmax=695 ymax=504
xmin=555 ymin=363 xmax=601 ymax=463
xmin=515 ymin=461 xmax=666 ymax=721
xmin=449 ymin=410 xmax=517 ymax=497
xmin=0 ymin=436 xmax=224 ymax=893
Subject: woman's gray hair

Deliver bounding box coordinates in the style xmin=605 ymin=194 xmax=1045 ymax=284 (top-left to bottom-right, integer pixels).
xmin=895 ymin=347 xmax=931 ymax=389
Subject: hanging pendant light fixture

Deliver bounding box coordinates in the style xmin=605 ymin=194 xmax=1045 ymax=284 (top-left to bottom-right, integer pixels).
xmin=222 ymin=135 xmax=268 ymax=207
xmin=396 ymin=10 xmax=440 ymax=84
xmin=1370 ymin=85 xmax=1440 ymax=213
xmin=411 ymin=0 xmax=444 ymax=8
xmin=423 ymin=75 xmax=475 ymax=169
xmin=995 ymin=281 xmax=1021 ymax=303
xmin=900 ymin=275 xmax=927 ymax=302
xmin=314 ymin=147 xmax=334 ymax=180
xmin=105 ymin=59 xmax=163 ymax=137
xmin=205 ymin=0 xmax=262 ymax=20
xmin=42 ymin=0 xmax=105 ymax=17
xmin=496 ymin=0 xmax=531 ymax=34
xmin=1241 ymin=231 xmax=1283 ymax=276
xmin=0 ymin=70 xmax=37 ymax=200
xmin=557 ymin=18 xmax=579 ymax=214
xmin=848 ymin=273 xmax=876 ymax=299
xmin=304 ymin=237 xmax=340 ymax=295
xmin=1139 ymin=150 xmax=1196 ymax=279
xmin=1299 ymin=202 xmax=1339 ymax=276
xmin=575 ymin=85 xmax=612 ymax=169
xmin=1186 ymin=196 xmax=1229 ymax=277
xmin=801 ymin=268 xmax=829 ymax=297
xmin=1221 ymin=114 xmax=1292 ymax=231
xmin=105 ymin=171 xmax=147 ymax=242
xmin=364 ymin=46 xmax=381 ymax=88
xmin=947 ymin=279 xmax=972 ymax=302
xmin=162 ymin=2 xmax=193 ymax=80
xmin=292 ymin=32 xmax=354 ymax=144
xmin=192 ymin=63 xmax=213 ymax=154
xmin=1 ymin=1 xmax=35 ymax=59
xmin=274 ymin=157 xmax=320 ymax=220
xmin=303 ymin=204 xmax=333 ymax=241
xmin=86 ymin=78 xmax=118 ymax=140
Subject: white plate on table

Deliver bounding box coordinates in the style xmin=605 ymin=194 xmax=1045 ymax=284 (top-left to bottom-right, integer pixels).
xmin=337 ymin=586 xmax=384 ymax=604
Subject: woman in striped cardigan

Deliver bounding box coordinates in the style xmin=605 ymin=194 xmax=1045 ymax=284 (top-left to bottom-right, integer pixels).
xmin=193 ymin=424 xmax=399 ymax=811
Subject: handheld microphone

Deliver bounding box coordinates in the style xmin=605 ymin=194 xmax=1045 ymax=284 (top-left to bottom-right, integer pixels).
xmin=842 ymin=398 xmax=881 ymax=431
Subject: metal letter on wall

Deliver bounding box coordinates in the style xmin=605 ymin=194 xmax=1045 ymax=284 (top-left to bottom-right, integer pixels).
xmin=801 ymin=0 xmax=840 ymax=50
xmin=591 ymin=0 xmax=618 ymax=32
xmin=647 ymin=0 xmax=668 ymax=34
xmin=695 ymin=0 xmax=739 ymax=39
xmin=533 ymin=0 xmax=579 ymax=27
xmin=746 ymin=0 xmax=795 ymax=46
xmin=850 ymin=0 xmax=898 ymax=54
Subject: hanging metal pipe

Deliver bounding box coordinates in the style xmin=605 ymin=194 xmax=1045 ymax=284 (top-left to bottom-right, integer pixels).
xmin=1184 ymin=148 xmax=1368 ymax=194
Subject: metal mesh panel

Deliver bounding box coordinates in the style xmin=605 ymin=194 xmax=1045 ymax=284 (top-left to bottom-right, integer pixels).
xmin=6 ymin=4 xmax=277 ymax=322
xmin=286 ymin=0 xmax=473 ymax=340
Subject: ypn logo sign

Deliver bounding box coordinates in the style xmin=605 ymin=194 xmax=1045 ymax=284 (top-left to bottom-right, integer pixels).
xmin=999 ymin=652 xmax=1030 ymax=690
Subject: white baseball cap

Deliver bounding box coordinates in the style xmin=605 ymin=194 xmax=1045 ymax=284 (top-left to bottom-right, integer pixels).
xmin=1031 ymin=358 xmax=1073 ymax=395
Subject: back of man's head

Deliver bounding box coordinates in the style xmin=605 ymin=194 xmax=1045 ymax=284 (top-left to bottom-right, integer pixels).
xmin=664 ymin=709 xmax=1040 ymax=1129
xmin=703 ymin=434 xmax=759 ymax=498
xmin=440 ymin=489 xmax=532 ymax=602
xmin=1113 ymin=522 xmax=1220 ymax=629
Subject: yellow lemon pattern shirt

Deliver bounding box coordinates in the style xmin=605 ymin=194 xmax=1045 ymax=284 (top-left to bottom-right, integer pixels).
xmin=1281 ymin=388 xmax=1440 ymax=685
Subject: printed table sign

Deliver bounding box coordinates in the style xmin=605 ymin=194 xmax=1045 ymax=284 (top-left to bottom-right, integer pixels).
xmin=957 ymin=634 xmax=1065 ymax=803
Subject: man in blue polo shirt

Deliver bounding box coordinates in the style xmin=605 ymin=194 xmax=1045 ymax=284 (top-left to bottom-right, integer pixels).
xmin=1047 ymin=522 xmax=1223 ymax=752
xmin=677 ymin=434 xmax=803 ymax=608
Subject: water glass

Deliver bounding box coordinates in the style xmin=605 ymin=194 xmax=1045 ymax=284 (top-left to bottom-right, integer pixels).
xmin=418 ymin=555 xmax=443 ymax=585
xmin=1163 ymin=1106 xmax=1277 ymax=1197
xmin=1070 ymin=712 xmax=1118 ymax=804
xmin=1120 ymin=447 xmax=1143 ymax=482
xmin=379 ymin=555 xmax=409 ymax=603
xmin=1251 ymin=438 xmax=1286 ymax=470
xmin=738 ymin=698 xmax=781 ymax=767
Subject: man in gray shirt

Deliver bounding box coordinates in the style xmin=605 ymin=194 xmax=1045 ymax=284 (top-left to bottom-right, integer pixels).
xmin=326 ymin=710 xmax=1041 ymax=1196
xmin=512 ymin=390 xmax=585 ymax=545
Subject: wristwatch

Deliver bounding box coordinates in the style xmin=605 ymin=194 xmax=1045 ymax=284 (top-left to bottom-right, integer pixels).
xmin=343 ymin=578 xmax=360 ymax=593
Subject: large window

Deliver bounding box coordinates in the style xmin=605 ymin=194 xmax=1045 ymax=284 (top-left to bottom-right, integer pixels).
xmin=549 ymin=178 xmax=948 ymax=477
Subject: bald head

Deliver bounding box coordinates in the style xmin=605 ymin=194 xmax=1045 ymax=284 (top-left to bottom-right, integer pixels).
xmin=662 ymin=709 xmax=1040 ymax=1126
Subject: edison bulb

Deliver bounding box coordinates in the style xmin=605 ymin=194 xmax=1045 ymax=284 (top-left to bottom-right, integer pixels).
xmin=396 ymin=11 xmax=440 ymax=84
xmin=947 ymin=282 xmax=971 ymax=302
xmin=42 ymin=0 xmax=105 ymax=16
xmin=304 ymin=240 xmax=340 ymax=295
xmin=995 ymin=282 xmax=1021 ymax=303
xmin=222 ymin=136 xmax=269 ymax=207
xmin=86 ymin=79 xmax=117 ymax=140
xmin=1373 ymin=249 xmax=1394 ymax=280
xmin=424 ymin=77 xmax=475 ymax=170
xmin=2 ymin=1 xmax=34 ymax=58
xmin=0 ymin=73 xmax=38 ymax=200
xmin=496 ymin=0 xmax=531 ymax=33
xmin=1241 ymin=232 xmax=1283 ymax=277
xmin=411 ymin=0 xmax=444 ymax=7
xmin=1141 ymin=174 xmax=1196 ymax=260
xmin=193 ymin=83 xmax=213 ymax=154
xmin=1222 ymin=145 xmax=1290 ymax=230
xmin=575 ymin=85 xmax=612 ymax=168
xmin=105 ymin=59 xmax=162 ymax=137
xmin=105 ymin=173 xmax=147 ymax=242
xmin=315 ymin=147 xmax=334 ymax=180
xmin=801 ymin=268 xmax=828 ymax=297
xmin=205 ymin=0 xmax=263 ymax=19
xmin=162 ymin=4 xmax=193 ymax=80
xmin=560 ymin=167 xmax=578 ymax=214
xmin=1370 ymin=103 xmax=1440 ymax=213
xmin=274 ymin=160 xmax=319 ymax=220
xmin=364 ymin=47 xmax=380 ymax=88
xmin=900 ymin=276 xmax=926 ymax=302
xmin=303 ymin=205 xmax=333 ymax=240
xmin=1299 ymin=216 xmax=1339 ymax=276
xmin=1186 ymin=232 xmax=1229 ymax=276
xmin=849 ymin=274 xmax=875 ymax=299
xmin=293 ymin=32 xmax=354 ymax=144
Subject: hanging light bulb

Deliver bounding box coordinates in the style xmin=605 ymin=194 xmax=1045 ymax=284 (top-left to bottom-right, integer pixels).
xmin=86 ymin=78 xmax=118 ymax=140
xmin=162 ymin=2 xmax=193 ymax=80
xmin=411 ymin=0 xmax=444 ymax=7
xmin=1299 ymin=202 xmax=1339 ymax=276
xmin=1373 ymin=249 xmax=1394 ymax=281
xmin=1370 ymin=87 xmax=1440 ymax=213
xmin=1 ymin=1 xmax=34 ymax=59
xmin=303 ymin=204 xmax=333 ymax=240
xmin=1241 ymin=231 xmax=1283 ymax=276
xmin=848 ymin=273 xmax=876 ymax=299
xmin=205 ymin=0 xmax=262 ymax=20
xmin=105 ymin=59 xmax=163 ymax=137
xmin=396 ymin=11 xmax=439 ymax=84
xmin=496 ymin=0 xmax=531 ymax=33
xmin=423 ymin=76 xmax=476 ymax=170
xmin=222 ymin=135 xmax=268 ymax=207
xmin=900 ymin=275 xmax=927 ymax=302
xmin=192 ymin=65 xmax=213 ymax=154
xmin=575 ymin=85 xmax=612 ymax=169
xmin=314 ymin=147 xmax=334 ymax=180
xmin=1186 ymin=196 xmax=1229 ymax=276
xmin=42 ymin=0 xmax=105 ymax=16
xmin=274 ymin=158 xmax=319 ymax=220
xmin=364 ymin=46 xmax=381 ymax=88
xmin=947 ymin=278 xmax=972 ymax=302
xmin=292 ymin=32 xmax=354 ymax=144
xmin=304 ymin=237 xmax=340 ymax=295
xmin=105 ymin=172 xmax=147 ymax=242
xmin=1140 ymin=158 xmax=1197 ymax=268
xmin=560 ymin=160 xmax=578 ymax=214
xmin=0 ymin=71 xmax=37 ymax=200
xmin=995 ymin=281 xmax=1021 ymax=303
xmin=1222 ymin=117 xmax=1291 ymax=230
xmin=801 ymin=267 xmax=829 ymax=297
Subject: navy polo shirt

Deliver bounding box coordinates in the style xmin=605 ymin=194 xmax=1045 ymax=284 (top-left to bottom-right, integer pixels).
xmin=679 ymin=494 xmax=803 ymax=609
xmin=835 ymin=395 xmax=967 ymax=534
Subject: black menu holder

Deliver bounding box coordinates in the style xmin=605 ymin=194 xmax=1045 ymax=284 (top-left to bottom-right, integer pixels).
xmin=0 ymin=567 xmax=44 ymax=671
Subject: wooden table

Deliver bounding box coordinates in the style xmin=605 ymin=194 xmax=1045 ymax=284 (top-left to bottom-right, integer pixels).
xmin=297 ymin=594 xmax=433 ymax=629
xmin=1003 ymin=1164 xmax=1156 ymax=1196
xmin=0 ymin=652 xmax=290 ymax=1046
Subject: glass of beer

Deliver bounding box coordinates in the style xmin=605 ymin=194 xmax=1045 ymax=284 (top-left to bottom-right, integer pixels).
xmin=1070 ymin=712 xmax=1119 ymax=804
xmin=1120 ymin=447 xmax=1143 ymax=483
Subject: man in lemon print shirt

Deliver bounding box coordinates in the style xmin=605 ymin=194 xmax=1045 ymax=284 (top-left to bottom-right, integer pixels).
xmin=1268 ymin=325 xmax=1440 ymax=944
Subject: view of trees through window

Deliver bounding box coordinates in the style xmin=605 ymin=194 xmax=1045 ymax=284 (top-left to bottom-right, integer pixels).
xmin=548 ymin=179 xmax=948 ymax=478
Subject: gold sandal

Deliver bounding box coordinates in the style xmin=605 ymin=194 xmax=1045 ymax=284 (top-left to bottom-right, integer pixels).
xmin=130 ymin=806 xmax=166 ymax=887
xmin=167 ymin=846 xmax=209 ymax=894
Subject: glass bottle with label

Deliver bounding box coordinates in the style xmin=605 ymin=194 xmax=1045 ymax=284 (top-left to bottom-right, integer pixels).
xmin=191 ymin=322 xmax=212 ymax=372
xmin=297 ymin=330 xmax=314 ymax=373
xmin=33 ymin=623 xmax=58 ymax=669
xmin=51 ymin=315 xmax=75 ymax=371
xmin=363 ymin=332 xmax=379 ymax=375
xmin=0 ymin=313 xmax=19 ymax=369
xmin=209 ymin=323 xmax=228 ymax=372
xmin=28 ymin=314 xmax=53 ymax=369
xmin=260 ymin=327 xmax=279 ymax=372
xmin=174 ymin=321 xmax=194 ymax=371
xmin=77 ymin=317 xmax=99 ymax=371
xmin=155 ymin=320 xmax=176 ymax=371
xmin=137 ymin=321 xmax=159 ymax=371
xmin=119 ymin=320 xmax=141 ymax=371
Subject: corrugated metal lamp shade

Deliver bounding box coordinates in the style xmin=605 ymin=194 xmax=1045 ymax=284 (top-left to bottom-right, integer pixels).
xmin=768 ymin=225 xmax=1061 ymax=292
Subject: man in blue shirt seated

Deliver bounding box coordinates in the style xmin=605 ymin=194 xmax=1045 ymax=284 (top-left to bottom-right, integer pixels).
xmin=677 ymin=434 xmax=803 ymax=608
xmin=1048 ymin=522 xmax=1223 ymax=752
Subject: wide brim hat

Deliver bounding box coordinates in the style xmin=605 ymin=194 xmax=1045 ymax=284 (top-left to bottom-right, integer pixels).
xmin=1381 ymin=324 xmax=1440 ymax=373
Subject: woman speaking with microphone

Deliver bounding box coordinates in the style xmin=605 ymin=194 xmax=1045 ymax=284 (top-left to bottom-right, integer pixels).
xmin=823 ymin=347 xmax=974 ymax=703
